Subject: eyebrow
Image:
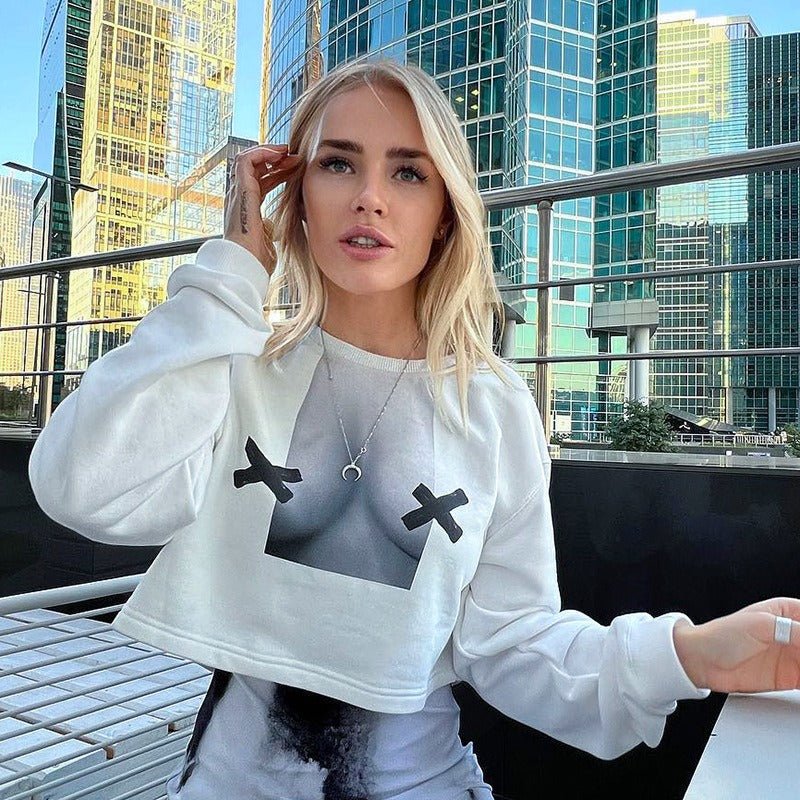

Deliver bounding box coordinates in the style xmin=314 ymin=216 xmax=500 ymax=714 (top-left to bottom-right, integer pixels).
xmin=318 ymin=138 xmax=433 ymax=163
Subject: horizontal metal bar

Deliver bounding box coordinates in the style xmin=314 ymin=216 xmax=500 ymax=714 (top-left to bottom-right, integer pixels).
xmin=58 ymin=745 xmax=186 ymax=800
xmin=0 ymin=729 xmax=189 ymax=800
xmin=0 ymin=236 xmax=214 ymax=281
xmin=0 ymin=645 xmax=167 ymax=701
xmin=1 ymin=604 xmax=123 ymax=636
xmin=0 ymin=655 xmax=206 ymax=724
xmin=0 ymin=256 xmax=798 ymax=339
xmin=0 ymin=142 xmax=798 ymax=285
xmin=0 ymin=369 xmax=85 ymax=378
xmin=107 ymin=771 xmax=178 ymax=800
xmin=0 ymin=702 xmax=197 ymax=787
xmin=2 ymin=623 xmax=144 ymax=658
xmin=0 ymin=574 xmax=142 ymax=615
xmin=0 ymin=314 xmax=150 ymax=334
xmin=0 ymin=638 xmax=151 ymax=681
xmin=0 ymin=670 xmax=205 ymax=761
xmin=481 ymin=141 xmax=800 ymax=209
xmin=507 ymin=257 xmax=800 ymax=292
xmin=5 ymin=345 xmax=800 ymax=384
xmin=513 ymin=347 xmax=800 ymax=364
xmin=49 ymin=743 xmax=185 ymax=800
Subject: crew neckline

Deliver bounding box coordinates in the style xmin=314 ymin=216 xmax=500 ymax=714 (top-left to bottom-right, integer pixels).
xmin=315 ymin=325 xmax=441 ymax=373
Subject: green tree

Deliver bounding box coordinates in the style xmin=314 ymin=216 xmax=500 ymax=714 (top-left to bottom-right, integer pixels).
xmin=0 ymin=383 xmax=32 ymax=420
xmin=783 ymin=423 xmax=800 ymax=457
xmin=603 ymin=400 xmax=676 ymax=453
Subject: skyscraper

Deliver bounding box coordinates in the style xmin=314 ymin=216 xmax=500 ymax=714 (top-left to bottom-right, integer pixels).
xmin=32 ymin=0 xmax=91 ymax=409
xmin=737 ymin=31 xmax=800 ymax=431
xmin=589 ymin=0 xmax=659 ymax=432
xmin=68 ymin=0 xmax=236 ymax=387
xmin=654 ymin=12 xmax=800 ymax=432
xmin=0 ymin=174 xmax=35 ymax=393
xmin=653 ymin=13 xmax=757 ymax=420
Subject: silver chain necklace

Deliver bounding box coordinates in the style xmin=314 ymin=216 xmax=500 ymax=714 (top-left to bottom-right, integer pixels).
xmin=321 ymin=328 xmax=423 ymax=482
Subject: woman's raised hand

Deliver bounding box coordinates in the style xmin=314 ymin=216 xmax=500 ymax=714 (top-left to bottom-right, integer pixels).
xmin=673 ymin=597 xmax=800 ymax=693
xmin=224 ymin=144 xmax=302 ymax=276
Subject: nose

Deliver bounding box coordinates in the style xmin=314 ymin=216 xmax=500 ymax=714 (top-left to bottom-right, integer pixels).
xmin=350 ymin=168 xmax=387 ymax=217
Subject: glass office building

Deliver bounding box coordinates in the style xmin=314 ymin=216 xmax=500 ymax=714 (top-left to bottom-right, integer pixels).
xmin=653 ymin=14 xmax=800 ymax=432
xmin=32 ymin=0 xmax=91 ymax=409
xmin=588 ymin=0 xmax=659 ymax=431
xmin=738 ymin=32 xmax=800 ymax=430
xmin=68 ymin=0 xmax=236 ymax=387
xmin=0 ymin=175 xmax=35 ymax=391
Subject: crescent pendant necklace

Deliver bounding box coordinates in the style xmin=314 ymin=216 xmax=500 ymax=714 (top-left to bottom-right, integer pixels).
xmin=321 ymin=327 xmax=423 ymax=482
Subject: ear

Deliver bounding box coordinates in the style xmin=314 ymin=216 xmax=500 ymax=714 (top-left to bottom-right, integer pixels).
xmin=437 ymin=196 xmax=455 ymax=237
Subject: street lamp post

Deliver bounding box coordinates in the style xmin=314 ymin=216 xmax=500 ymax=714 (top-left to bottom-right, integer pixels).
xmin=2 ymin=161 xmax=97 ymax=428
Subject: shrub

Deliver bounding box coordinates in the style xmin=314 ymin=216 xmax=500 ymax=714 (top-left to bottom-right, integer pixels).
xmin=783 ymin=423 xmax=800 ymax=457
xmin=603 ymin=400 xmax=676 ymax=453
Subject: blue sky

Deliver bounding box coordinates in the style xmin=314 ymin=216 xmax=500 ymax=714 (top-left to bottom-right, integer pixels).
xmin=659 ymin=1 xmax=800 ymax=31
xmin=0 ymin=0 xmax=263 ymax=170
xmin=2 ymin=1 xmax=800 ymax=170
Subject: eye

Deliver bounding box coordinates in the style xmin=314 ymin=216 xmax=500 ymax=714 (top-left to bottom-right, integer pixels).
xmin=318 ymin=157 xmax=429 ymax=183
xmin=397 ymin=164 xmax=429 ymax=183
xmin=319 ymin=156 xmax=351 ymax=174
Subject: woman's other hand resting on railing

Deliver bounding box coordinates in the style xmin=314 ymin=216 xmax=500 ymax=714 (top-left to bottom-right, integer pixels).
xmin=673 ymin=597 xmax=800 ymax=692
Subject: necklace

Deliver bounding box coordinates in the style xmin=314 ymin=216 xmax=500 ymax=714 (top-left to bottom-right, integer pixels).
xmin=321 ymin=328 xmax=423 ymax=482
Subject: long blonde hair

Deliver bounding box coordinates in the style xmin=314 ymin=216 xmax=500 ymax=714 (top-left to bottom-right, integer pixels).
xmin=262 ymin=58 xmax=513 ymax=432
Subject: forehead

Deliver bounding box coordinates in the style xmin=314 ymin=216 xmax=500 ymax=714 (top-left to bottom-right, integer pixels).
xmin=318 ymin=83 xmax=425 ymax=143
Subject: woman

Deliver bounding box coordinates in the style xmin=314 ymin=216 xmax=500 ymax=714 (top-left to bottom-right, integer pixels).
xmin=28 ymin=60 xmax=800 ymax=800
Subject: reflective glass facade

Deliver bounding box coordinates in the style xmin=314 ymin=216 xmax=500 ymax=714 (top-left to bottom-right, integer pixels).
xmin=591 ymin=0 xmax=658 ymax=432
xmin=0 ymin=175 xmax=35 ymax=393
xmin=33 ymin=0 xmax=91 ymax=409
xmin=528 ymin=0 xmax=597 ymax=440
xmin=739 ymin=32 xmax=800 ymax=430
xmin=654 ymin=15 xmax=800 ymax=432
xmin=68 ymin=0 xmax=236 ymax=387
xmin=654 ymin=15 xmax=756 ymax=417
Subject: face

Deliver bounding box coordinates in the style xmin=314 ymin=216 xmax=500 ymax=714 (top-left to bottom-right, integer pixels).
xmin=300 ymin=83 xmax=449 ymax=300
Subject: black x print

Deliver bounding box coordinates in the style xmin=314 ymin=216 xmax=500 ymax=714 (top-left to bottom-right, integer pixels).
xmin=233 ymin=436 xmax=302 ymax=503
xmin=401 ymin=483 xmax=468 ymax=543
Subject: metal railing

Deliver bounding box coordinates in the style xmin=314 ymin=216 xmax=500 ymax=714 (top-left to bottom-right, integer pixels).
xmin=0 ymin=575 xmax=198 ymax=800
xmin=4 ymin=142 xmax=800 ymax=437
xmin=3 ymin=142 xmax=800 ymax=797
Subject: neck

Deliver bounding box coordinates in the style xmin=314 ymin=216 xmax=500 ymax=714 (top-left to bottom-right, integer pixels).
xmin=320 ymin=282 xmax=426 ymax=359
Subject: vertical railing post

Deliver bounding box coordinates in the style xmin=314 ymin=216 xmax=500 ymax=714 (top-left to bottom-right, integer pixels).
xmin=536 ymin=199 xmax=553 ymax=440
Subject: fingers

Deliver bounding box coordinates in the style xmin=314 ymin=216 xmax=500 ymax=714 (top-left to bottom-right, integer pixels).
xmin=232 ymin=145 xmax=302 ymax=201
xmin=744 ymin=597 xmax=800 ymax=620
xmin=235 ymin=144 xmax=301 ymax=176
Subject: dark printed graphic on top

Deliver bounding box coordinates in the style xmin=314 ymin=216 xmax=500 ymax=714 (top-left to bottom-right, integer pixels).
xmin=231 ymin=359 xmax=469 ymax=590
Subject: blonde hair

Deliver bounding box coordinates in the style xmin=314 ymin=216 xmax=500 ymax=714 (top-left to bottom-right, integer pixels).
xmin=261 ymin=58 xmax=513 ymax=432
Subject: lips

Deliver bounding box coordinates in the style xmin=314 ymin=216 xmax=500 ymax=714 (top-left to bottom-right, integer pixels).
xmin=339 ymin=225 xmax=394 ymax=247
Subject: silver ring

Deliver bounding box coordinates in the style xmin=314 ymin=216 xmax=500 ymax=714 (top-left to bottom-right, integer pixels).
xmin=774 ymin=616 xmax=793 ymax=645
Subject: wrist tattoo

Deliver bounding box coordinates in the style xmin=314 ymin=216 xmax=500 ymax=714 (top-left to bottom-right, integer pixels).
xmin=240 ymin=191 xmax=249 ymax=234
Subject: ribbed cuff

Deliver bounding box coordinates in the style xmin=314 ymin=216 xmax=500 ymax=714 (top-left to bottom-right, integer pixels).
xmin=195 ymin=239 xmax=270 ymax=304
xmin=627 ymin=612 xmax=712 ymax=710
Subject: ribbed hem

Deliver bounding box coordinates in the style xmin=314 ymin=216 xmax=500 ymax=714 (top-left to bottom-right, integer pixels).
xmin=112 ymin=603 xmax=432 ymax=714
xmin=317 ymin=325 xmax=456 ymax=373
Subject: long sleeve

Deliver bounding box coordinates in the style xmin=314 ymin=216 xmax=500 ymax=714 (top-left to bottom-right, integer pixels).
xmin=28 ymin=239 xmax=272 ymax=547
xmin=451 ymin=386 xmax=710 ymax=760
